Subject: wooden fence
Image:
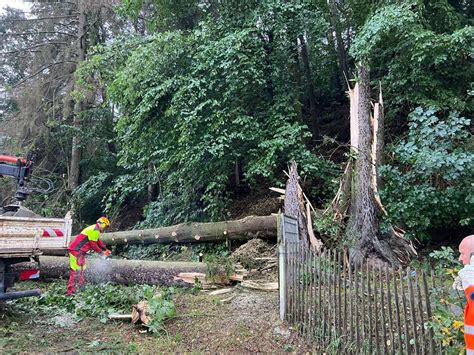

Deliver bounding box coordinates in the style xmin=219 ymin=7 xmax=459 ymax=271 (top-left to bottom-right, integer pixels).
xmin=278 ymin=214 xmax=462 ymax=354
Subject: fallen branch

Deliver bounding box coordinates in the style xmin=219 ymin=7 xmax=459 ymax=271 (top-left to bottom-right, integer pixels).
xmin=209 ymin=288 xmax=233 ymax=296
xmin=221 ymin=295 xmax=235 ymax=303
xmin=109 ymin=314 xmax=132 ymax=320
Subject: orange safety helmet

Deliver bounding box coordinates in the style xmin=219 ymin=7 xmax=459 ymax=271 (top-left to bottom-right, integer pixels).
xmin=97 ymin=216 xmax=110 ymax=228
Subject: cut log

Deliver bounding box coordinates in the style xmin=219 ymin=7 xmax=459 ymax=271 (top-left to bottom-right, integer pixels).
xmin=173 ymin=272 xmax=208 ymax=286
xmin=228 ymin=274 xmax=244 ymax=282
xmin=173 ymin=271 xmax=238 ymax=288
xmin=101 ymin=215 xmax=277 ymax=246
xmin=241 ymin=280 xmax=278 ymax=291
xmin=132 ymin=300 xmax=150 ymax=325
xmin=14 ymin=256 xmax=208 ymax=287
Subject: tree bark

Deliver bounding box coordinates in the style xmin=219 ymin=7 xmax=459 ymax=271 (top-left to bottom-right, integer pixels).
xmin=339 ymin=68 xmax=414 ymax=266
xmin=327 ymin=0 xmax=348 ymax=89
xmin=100 ymin=215 xmax=277 ymax=246
xmin=372 ymin=85 xmax=384 ymax=187
xmin=298 ymin=34 xmax=319 ymax=137
xmin=16 ymin=256 xmax=208 ymax=287
xmin=69 ymin=0 xmax=86 ymax=190
xmin=290 ymin=38 xmax=303 ymax=122
xmin=284 ymin=161 xmax=323 ymax=250
xmin=346 ymin=64 xmax=383 ymax=266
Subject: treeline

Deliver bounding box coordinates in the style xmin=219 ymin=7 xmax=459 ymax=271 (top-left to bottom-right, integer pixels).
xmin=0 ymin=0 xmax=472 ymax=242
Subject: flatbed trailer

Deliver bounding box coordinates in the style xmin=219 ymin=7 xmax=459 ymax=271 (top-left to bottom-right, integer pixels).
xmin=0 ymin=213 xmax=72 ymax=300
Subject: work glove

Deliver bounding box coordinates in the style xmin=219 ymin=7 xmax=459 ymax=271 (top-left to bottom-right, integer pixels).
xmin=100 ymin=249 xmax=111 ymax=259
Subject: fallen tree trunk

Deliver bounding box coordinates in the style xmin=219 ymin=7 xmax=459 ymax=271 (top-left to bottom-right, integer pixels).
xmin=15 ymin=256 xmax=208 ymax=287
xmin=101 ymin=215 xmax=277 ymax=246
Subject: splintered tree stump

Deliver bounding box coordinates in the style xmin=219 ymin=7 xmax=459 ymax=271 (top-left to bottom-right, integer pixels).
xmin=284 ymin=161 xmax=323 ymax=250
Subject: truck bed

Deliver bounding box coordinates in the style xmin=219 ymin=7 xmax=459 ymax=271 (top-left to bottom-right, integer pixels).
xmin=0 ymin=215 xmax=72 ymax=257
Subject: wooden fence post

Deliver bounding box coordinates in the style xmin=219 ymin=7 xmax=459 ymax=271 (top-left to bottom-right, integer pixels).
xmin=278 ymin=213 xmax=286 ymax=321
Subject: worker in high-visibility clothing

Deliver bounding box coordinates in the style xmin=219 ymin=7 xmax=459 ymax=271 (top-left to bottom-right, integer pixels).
xmin=458 ymin=235 xmax=474 ymax=354
xmin=67 ymin=216 xmax=111 ymax=295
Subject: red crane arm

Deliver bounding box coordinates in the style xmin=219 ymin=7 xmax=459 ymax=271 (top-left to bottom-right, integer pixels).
xmin=0 ymin=155 xmax=27 ymax=165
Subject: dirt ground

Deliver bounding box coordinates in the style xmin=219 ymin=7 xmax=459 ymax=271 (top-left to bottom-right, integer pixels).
xmin=1 ymin=281 xmax=310 ymax=353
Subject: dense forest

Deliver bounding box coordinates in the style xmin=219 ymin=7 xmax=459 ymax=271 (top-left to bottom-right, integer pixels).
xmin=0 ymin=0 xmax=472 ymax=249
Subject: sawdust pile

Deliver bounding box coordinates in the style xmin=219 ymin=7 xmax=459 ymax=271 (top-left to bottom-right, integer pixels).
xmin=231 ymin=239 xmax=276 ymax=270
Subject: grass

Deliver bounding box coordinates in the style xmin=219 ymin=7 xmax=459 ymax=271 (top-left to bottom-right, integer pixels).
xmin=1 ymin=279 xmax=309 ymax=353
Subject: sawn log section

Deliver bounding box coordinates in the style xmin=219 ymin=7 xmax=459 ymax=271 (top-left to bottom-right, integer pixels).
xmin=101 ymin=215 xmax=277 ymax=246
xmin=17 ymin=256 xmax=208 ymax=287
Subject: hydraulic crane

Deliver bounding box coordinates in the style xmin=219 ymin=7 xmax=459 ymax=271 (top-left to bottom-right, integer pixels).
xmin=0 ymin=153 xmax=53 ymax=216
xmin=0 ymin=154 xmax=34 ymax=203
xmin=0 ymin=154 xmax=66 ymax=300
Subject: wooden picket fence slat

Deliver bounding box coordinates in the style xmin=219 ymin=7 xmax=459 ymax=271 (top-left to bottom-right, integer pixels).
xmin=279 ymin=221 xmax=462 ymax=354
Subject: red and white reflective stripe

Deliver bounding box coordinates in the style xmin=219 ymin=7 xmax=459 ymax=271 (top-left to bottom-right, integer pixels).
xmin=42 ymin=228 xmax=65 ymax=237
xmin=19 ymin=269 xmax=40 ymax=280
xmin=466 ymin=325 xmax=474 ymax=334
xmin=467 ymin=349 xmax=474 ymax=355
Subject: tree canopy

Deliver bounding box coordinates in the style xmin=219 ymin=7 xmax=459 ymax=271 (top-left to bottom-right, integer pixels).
xmin=1 ymin=0 xmax=472 ymax=244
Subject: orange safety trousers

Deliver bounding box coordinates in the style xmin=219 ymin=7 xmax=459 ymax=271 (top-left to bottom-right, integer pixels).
xmin=465 ymin=285 xmax=474 ymax=354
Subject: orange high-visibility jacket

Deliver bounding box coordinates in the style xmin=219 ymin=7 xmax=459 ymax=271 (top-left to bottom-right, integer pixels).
xmin=459 ymin=266 xmax=474 ymax=354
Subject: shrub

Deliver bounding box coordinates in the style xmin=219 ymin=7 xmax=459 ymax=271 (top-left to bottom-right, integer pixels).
xmin=381 ymin=107 xmax=473 ymax=241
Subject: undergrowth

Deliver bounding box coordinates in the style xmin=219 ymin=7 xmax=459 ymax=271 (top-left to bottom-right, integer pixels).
xmin=114 ymin=241 xmax=229 ymax=262
xmin=7 ymin=281 xmax=176 ymax=335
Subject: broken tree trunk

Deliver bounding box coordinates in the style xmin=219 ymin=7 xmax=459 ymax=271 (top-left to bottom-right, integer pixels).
xmin=101 ymin=215 xmax=277 ymax=246
xmin=345 ymin=64 xmax=415 ymax=266
xmin=284 ymin=162 xmax=323 ymax=250
xmin=371 ymin=83 xmax=387 ymax=215
xmin=15 ymin=256 xmax=208 ymax=287
xmin=345 ymin=64 xmax=382 ymax=266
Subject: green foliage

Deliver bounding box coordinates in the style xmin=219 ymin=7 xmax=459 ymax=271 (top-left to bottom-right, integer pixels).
xmin=12 ymin=282 xmax=175 ymax=334
xmin=380 ymin=107 xmax=473 ymax=240
xmin=80 ymin=3 xmax=339 ymax=226
xmin=145 ymin=286 xmax=177 ymax=334
xmin=104 ymin=174 xmax=146 ymax=217
xmin=72 ymin=171 xmax=113 ymax=221
xmin=116 ymin=0 xmax=201 ymax=31
xmin=10 ymin=0 xmax=466 ymax=245
xmin=426 ymin=247 xmax=465 ymax=353
xmin=350 ymin=3 xmax=419 ymax=61
xmin=313 ymin=212 xmax=344 ymax=245
xmin=429 ymin=246 xmax=462 ymax=270
xmin=205 ymin=254 xmax=234 ymax=282
xmin=351 ymin=1 xmax=473 ymax=118
xmin=116 ymin=242 xmax=228 ymax=262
